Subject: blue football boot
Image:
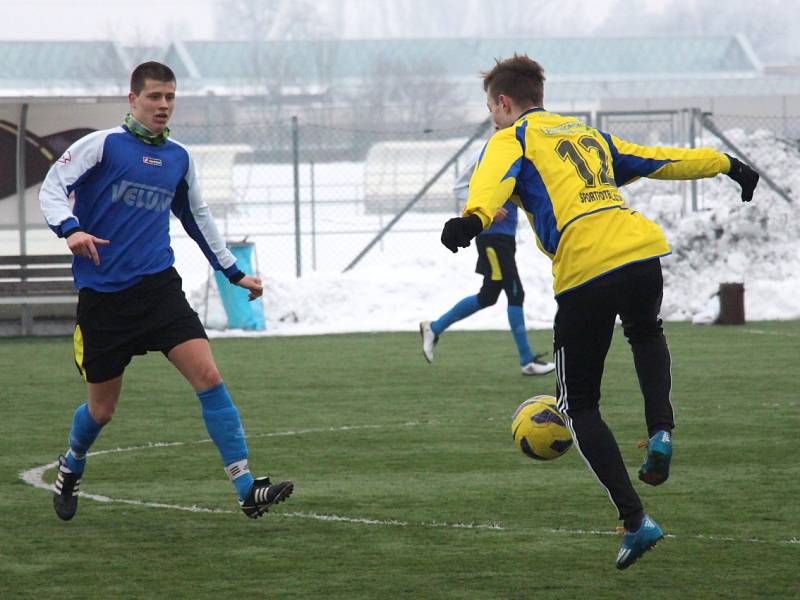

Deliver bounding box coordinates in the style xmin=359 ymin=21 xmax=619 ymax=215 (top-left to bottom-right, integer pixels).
xmin=615 ymin=515 xmax=664 ymax=570
xmin=638 ymin=429 xmax=672 ymax=486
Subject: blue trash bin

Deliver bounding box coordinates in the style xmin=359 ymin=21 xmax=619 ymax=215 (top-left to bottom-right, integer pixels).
xmin=213 ymin=242 xmax=266 ymax=330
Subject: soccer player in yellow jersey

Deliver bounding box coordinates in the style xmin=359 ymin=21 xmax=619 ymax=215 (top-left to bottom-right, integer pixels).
xmin=440 ymin=55 xmax=759 ymax=570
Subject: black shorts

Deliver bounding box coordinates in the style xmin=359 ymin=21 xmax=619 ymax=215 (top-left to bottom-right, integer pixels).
xmin=475 ymin=234 xmax=518 ymax=281
xmin=73 ymin=267 xmax=207 ymax=383
xmin=474 ymin=234 xmax=524 ymax=307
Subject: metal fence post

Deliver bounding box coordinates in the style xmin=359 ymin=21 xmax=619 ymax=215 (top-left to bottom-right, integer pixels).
xmin=16 ymin=103 xmax=33 ymax=335
xmin=16 ymin=103 xmax=28 ymax=258
xmin=782 ymin=95 xmax=788 ymax=138
xmin=291 ymin=115 xmax=302 ymax=277
xmin=343 ymin=117 xmax=492 ymax=273
xmin=699 ymin=112 xmax=793 ymax=204
xmin=689 ymin=108 xmax=698 ymax=211
xmin=310 ymin=160 xmax=317 ymax=271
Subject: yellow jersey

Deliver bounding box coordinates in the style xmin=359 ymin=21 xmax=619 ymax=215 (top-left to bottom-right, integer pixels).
xmin=465 ymin=108 xmax=731 ymax=296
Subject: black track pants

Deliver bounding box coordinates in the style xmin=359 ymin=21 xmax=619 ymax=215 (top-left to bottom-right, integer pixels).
xmin=553 ymin=259 xmax=674 ymax=523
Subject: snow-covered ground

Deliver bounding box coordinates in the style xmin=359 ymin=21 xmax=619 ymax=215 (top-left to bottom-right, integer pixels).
xmin=183 ymin=127 xmax=800 ymax=336
xmin=6 ymin=126 xmax=797 ymax=337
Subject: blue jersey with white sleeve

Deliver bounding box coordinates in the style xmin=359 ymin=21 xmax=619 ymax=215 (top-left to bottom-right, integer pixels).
xmin=40 ymin=125 xmax=241 ymax=292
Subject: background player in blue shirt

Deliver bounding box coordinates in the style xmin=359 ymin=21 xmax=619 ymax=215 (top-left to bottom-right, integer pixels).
xmin=420 ymin=150 xmax=555 ymax=376
xmin=40 ymin=62 xmax=293 ymax=521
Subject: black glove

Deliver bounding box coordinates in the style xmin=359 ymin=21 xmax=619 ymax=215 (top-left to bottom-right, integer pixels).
xmin=725 ymin=154 xmax=759 ymax=202
xmin=440 ymin=214 xmax=484 ymax=253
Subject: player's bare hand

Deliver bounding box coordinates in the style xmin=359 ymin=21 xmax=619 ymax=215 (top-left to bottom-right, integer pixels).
xmin=66 ymin=231 xmax=110 ymax=266
xmin=236 ymin=275 xmax=263 ymax=301
xmin=493 ymin=206 xmax=509 ymax=222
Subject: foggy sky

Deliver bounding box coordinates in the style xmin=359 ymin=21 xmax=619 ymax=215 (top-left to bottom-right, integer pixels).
xmin=0 ymin=0 xmax=797 ymax=63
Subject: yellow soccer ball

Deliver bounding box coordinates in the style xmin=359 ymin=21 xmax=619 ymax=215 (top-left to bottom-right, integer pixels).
xmin=511 ymin=395 xmax=573 ymax=461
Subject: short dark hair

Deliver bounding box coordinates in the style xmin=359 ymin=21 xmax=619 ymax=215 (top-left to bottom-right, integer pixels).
xmin=130 ymin=61 xmax=176 ymax=95
xmin=482 ymin=54 xmax=545 ymax=107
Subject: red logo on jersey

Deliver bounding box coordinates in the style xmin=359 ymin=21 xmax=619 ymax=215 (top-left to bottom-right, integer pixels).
xmin=143 ymin=156 xmax=163 ymax=167
xmin=57 ymin=151 xmax=72 ymax=164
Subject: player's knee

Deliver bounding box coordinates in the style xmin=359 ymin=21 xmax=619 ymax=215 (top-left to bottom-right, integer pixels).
xmin=478 ymin=295 xmax=497 ymax=308
xmin=477 ymin=284 xmax=502 ymax=307
xmin=195 ymin=364 xmax=223 ymax=390
xmin=622 ymin=318 xmax=663 ymax=343
xmin=558 ymin=385 xmax=602 ymax=419
xmin=90 ymin=403 xmax=115 ymax=426
xmin=564 ymin=403 xmax=602 ymax=426
xmin=505 ymin=278 xmax=525 ymax=305
xmin=477 ymin=293 xmax=499 ymax=307
xmin=507 ymin=289 xmax=525 ymax=306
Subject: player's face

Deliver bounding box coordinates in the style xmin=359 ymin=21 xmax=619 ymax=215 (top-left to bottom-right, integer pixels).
xmin=129 ymin=79 xmax=176 ymax=133
xmin=487 ymin=93 xmax=515 ymax=130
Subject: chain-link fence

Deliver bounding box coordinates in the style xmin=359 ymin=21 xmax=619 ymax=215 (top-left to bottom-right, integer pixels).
xmin=170 ymin=116 xmax=494 ymax=298
xmin=596 ymin=109 xmax=703 ymax=211
xmin=595 ymin=109 xmax=797 ymax=212
xmin=166 ymin=106 xmax=797 ymax=305
xmin=169 ymin=110 xmax=597 ymax=297
xmin=707 ymin=113 xmax=800 ymax=144
xmin=3 ymin=101 xmax=795 ymax=331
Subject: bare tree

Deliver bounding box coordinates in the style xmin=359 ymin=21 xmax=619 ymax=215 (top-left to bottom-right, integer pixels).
xmin=361 ymin=56 xmax=458 ymax=130
xmin=312 ymin=0 xmax=601 ymax=40
xmin=215 ymin=0 xmax=324 ymax=41
xmin=212 ymin=0 xmax=328 ymax=133
xmin=603 ymin=0 xmax=798 ymax=64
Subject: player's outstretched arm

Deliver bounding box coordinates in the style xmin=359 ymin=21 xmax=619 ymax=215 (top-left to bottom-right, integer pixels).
xmin=600 ymin=131 xmax=729 ymax=186
xmin=724 ymin=154 xmax=760 ymax=202
xmin=234 ymin=274 xmax=263 ymax=301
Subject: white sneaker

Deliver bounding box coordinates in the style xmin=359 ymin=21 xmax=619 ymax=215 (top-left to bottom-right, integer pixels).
xmin=521 ymin=356 xmax=555 ymax=376
xmin=419 ymin=321 xmax=438 ymax=363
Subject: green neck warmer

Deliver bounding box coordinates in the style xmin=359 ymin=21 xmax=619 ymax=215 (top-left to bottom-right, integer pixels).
xmin=124 ymin=113 xmax=170 ymax=145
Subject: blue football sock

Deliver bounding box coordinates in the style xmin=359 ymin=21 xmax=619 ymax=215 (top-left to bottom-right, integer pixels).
xmin=197 ymin=382 xmax=254 ymax=501
xmin=64 ymin=449 xmax=87 ymax=475
xmin=65 ymin=403 xmax=104 ymax=475
xmin=432 ymin=295 xmax=482 ymax=336
xmin=507 ymin=305 xmax=535 ymax=366
xmin=232 ymin=470 xmax=255 ymax=500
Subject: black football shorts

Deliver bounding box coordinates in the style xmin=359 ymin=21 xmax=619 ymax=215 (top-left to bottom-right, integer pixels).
xmin=73 ymin=267 xmax=207 ymax=383
xmin=475 ymin=234 xmax=518 ymax=282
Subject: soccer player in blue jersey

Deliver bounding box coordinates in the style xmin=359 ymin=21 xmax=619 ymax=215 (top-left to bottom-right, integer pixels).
xmin=420 ymin=150 xmax=555 ymax=376
xmin=40 ymin=62 xmax=293 ymax=521
xmin=440 ymin=55 xmax=759 ymax=569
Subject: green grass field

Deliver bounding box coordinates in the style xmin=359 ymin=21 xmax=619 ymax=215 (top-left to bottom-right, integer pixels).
xmin=1 ymin=322 xmax=798 ymax=599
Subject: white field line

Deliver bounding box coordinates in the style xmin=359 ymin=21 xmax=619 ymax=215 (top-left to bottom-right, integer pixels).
xmin=19 ymin=422 xmax=799 ymax=544
xmin=546 ymin=528 xmax=800 ymax=546
xmin=740 ymin=328 xmax=800 ymax=338
xmin=20 ymin=421 xmax=500 ymax=531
